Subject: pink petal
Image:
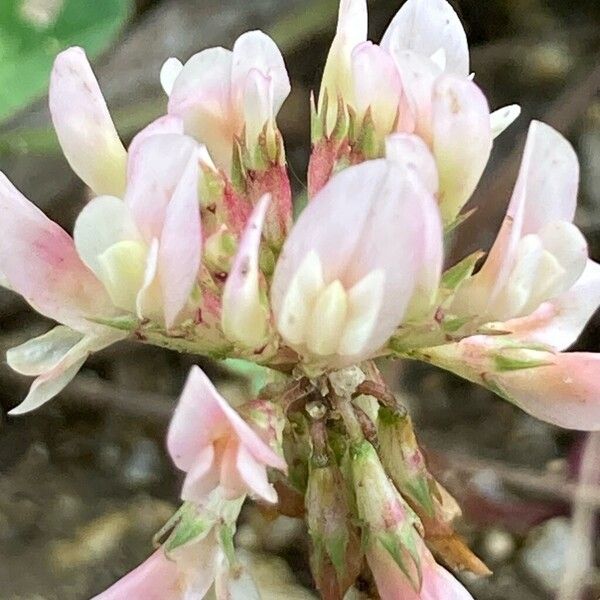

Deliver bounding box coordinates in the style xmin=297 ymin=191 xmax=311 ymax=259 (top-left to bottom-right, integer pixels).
xmin=351 ymin=42 xmax=414 ymax=134
xmin=483 ymin=121 xmax=579 ymax=301
xmin=388 ymin=50 xmax=442 ymax=144
xmin=380 ymin=0 xmax=469 ymax=76
xmin=181 ymin=444 xmax=220 ymax=504
xmin=385 ymin=133 xmax=439 ymax=196
xmin=231 ymin=31 xmax=290 ymax=117
xmin=431 ymin=74 xmax=492 ymax=225
xmin=234 ymin=442 xmax=278 ymax=503
xmin=272 ymin=158 xmax=442 ymax=362
xmin=125 ymin=134 xmax=199 ymax=241
xmin=221 ymin=194 xmax=270 ymax=348
xmin=167 ymin=366 xmax=228 ymax=472
xmin=128 ymin=115 xmax=185 ymax=176
xmin=92 ymin=549 xmax=181 ymax=600
xmin=0 ymin=172 xmax=114 ymax=331
xmin=494 ymin=353 xmax=600 ymax=431
xmin=158 ymin=149 xmax=202 ymax=329
xmin=49 ymin=47 xmax=127 ymax=196
xmin=427 ymin=337 xmax=600 ymax=431
xmin=168 ymin=366 xmax=286 ymax=475
xmin=168 ymin=47 xmax=236 ymax=171
xmin=500 ymin=259 xmax=600 ymax=351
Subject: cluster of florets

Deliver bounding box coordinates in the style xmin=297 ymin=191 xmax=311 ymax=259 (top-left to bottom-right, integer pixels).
xmin=1 ymin=0 xmax=599 ymax=598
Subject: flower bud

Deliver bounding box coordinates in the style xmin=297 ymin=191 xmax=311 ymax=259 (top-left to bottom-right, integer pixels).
xmin=306 ymin=461 xmax=362 ymax=599
xmin=350 ymin=440 xmax=423 ymax=590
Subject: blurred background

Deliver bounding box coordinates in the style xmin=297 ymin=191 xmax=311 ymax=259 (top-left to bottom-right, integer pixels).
xmin=0 ymin=0 xmax=599 ymax=598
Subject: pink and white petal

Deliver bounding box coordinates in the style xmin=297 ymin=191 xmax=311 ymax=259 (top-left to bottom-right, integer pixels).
xmin=380 ymin=0 xmax=469 ymax=76
xmin=385 ymin=133 xmax=439 ymax=195
xmin=231 ymin=31 xmax=290 ymax=116
xmin=491 ymin=353 xmax=600 ymax=431
xmin=234 ymin=443 xmax=278 ymax=503
xmin=160 ymin=57 xmax=184 ymax=96
xmin=8 ymin=330 xmax=125 ymax=415
xmin=242 ymin=69 xmax=274 ymax=146
xmin=158 ymin=152 xmax=202 ymax=329
xmin=491 ymin=104 xmax=521 ymax=139
xmin=221 ymin=195 xmax=270 ymax=348
xmin=481 ymin=121 xmax=580 ymax=305
xmin=351 ymin=42 xmax=412 ymax=134
xmin=125 ymin=134 xmax=199 ymax=241
xmin=92 ymin=549 xmax=181 ymax=600
xmin=181 ymin=445 xmax=221 ymax=504
xmin=424 ymin=337 xmax=600 ymax=430
xmin=274 ymin=159 xmax=441 ymax=362
xmin=128 ymin=115 xmax=185 ymax=175
xmin=337 ymin=0 xmax=368 ymax=45
xmin=7 ymin=326 xmax=83 ymax=376
xmin=432 ymin=74 xmax=492 ymax=225
xmin=500 ymin=259 xmax=600 ymax=351
xmin=73 ymin=195 xmax=141 ymax=277
xmin=167 ymin=366 xmax=229 ymax=472
xmin=49 ymin=47 xmax=127 ymax=197
xmin=389 ymin=50 xmax=442 ymax=144
xmin=420 ymin=557 xmax=474 ymax=600
xmin=0 ymin=173 xmax=115 ymax=331
xmin=168 ymin=47 xmax=235 ymax=170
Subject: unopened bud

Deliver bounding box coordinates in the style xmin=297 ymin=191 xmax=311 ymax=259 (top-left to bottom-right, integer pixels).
xmin=306 ymin=461 xmax=362 ymax=599
xmin=351 ymin=440 xmax=423 ymax=590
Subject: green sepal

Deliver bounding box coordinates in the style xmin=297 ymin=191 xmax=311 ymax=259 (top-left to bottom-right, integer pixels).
xmin=89 ymin=314 xmax=139 ymax=331
xmin=440 ymin=250 xmax=485 ymax=293
xmin=164 ymin=503 xmax=217 ymax=554
xmin=493 ymin=350 xmax=555 ymax=372
xmin=310 ymin=91 xmax=324 ymax=143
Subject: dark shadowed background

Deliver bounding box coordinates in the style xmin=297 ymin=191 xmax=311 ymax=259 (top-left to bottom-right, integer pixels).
xmin=0 ymin=0 xmax=599 ymax=598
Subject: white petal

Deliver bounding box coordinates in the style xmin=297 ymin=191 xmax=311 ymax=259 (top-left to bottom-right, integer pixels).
xmin=491 ymin=104 xmax=521 ymax=139
xmin=160 ymin=57 xmax=183 ymax=96
xmin=73 ymin=195 xmax=141 ymax=277
xmin=305 ymin=280 xmax=348 ymax=356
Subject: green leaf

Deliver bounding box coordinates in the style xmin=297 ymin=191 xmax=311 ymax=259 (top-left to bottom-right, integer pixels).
xmin=0 ymin=0 xmax=132 ymax=124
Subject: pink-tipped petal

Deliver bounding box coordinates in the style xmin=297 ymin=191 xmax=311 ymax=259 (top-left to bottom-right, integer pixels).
xmin=125 ymin=134 xmax=199 ymax=241
xmin=381 ymin=0 xmax=469 ymax=76
xmin=273 ymin=159 xmax=442 ymax=362
xmin=231 ymin=31 xmax=290 ymax=117
xmin=49 ymin=47 xmax=126 ymax=196
xmin=221 ymin=195 xmax=271 ymax=348
xmin=426 ymin=337 xmax=600 ymax=430
xmin=92 ymin=549 xmax=181 ymax=600
xmin=500 ymin=259 xmax=600 ymax=351
xmin=351 ymin=42 xmax=413 ymax=134
xmin=0 ymin=173 xmax=115 ymax=331
xmin=493 ymin=353 xmax=600 ymax=431
xmin=432 ymin=74 xmax=492 ymax=225
xmin=158 ymin=150 xmax=202 ymax=329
